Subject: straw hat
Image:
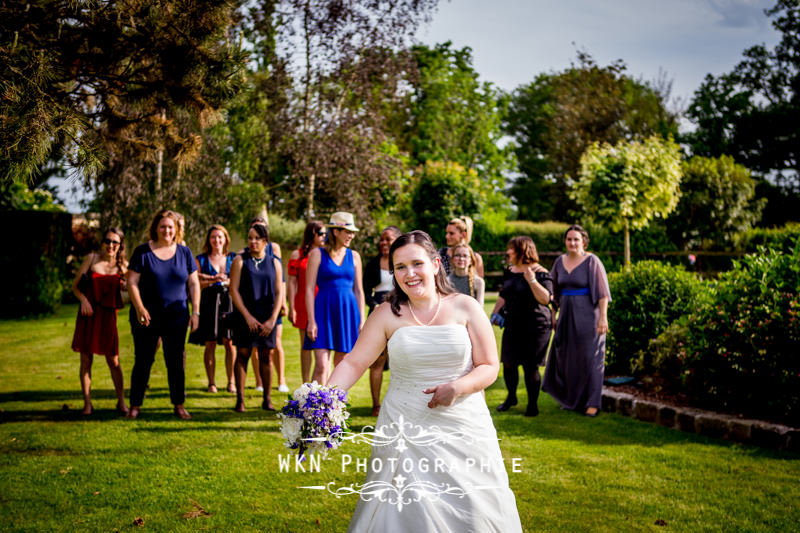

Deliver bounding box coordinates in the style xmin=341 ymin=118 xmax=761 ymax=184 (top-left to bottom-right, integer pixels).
xmin=327 ymin=212 xmax=359 ymax=232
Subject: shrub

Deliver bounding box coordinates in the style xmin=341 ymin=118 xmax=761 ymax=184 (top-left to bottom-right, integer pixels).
xmin=606 ymin=261 xmax=706 ymax=374
xmin=739 ymin=223 xmax=800 ymax=253
xmin=0 ymin=211 xmax=72 ymax=317
xmin=642 ymin=317 xmax=691 ymax=385
xmin=679 ymin=239 xmax=800 ymax=425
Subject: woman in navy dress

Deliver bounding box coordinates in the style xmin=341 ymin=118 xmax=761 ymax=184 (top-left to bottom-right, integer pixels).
xmin=230 ymin=223 xmax=285 ymax=412
xmin=188 ymin=224 xmax=237 ymax=393
xmin=305 ymin=212 xmax=365 ymax=385
xmin=127 ymin=209 xmax=200 ymax=420
xmin=542 ymin=225 xmax=611 ymax=417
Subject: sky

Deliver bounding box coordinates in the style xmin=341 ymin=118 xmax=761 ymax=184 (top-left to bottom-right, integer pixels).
xmin=419 ymin=0 xmax=781 ymax=106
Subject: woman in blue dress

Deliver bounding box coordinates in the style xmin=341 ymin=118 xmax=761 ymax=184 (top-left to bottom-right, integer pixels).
xmin=230 ymin=223 xmax=285 ymax=412
xmin=305 ymin=212 xmax=365 ymax=385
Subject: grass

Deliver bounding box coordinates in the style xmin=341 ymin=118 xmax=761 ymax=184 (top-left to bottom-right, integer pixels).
xmin=1 ymin=295 xmax=798 ymax=532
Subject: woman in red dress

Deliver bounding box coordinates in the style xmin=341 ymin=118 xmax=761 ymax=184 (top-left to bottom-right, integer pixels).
xmin=71 ymin=228 xmax=128 ymax=416
xmin=286 ymin=220 xmax=325 ymax=383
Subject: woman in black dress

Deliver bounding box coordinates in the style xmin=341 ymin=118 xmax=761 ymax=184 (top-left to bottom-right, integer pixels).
xmin=542 ymin=225 xmax=611 ymax=417
xmin=230 ymin=223 xmax=284 ymax=412
xmin=491 ymin=236 xmax=553 ymax=416
xmin=188 ymin=224 xmax=237 ymax=393
xmin=362 ymin=225 xmax=401 ymax=416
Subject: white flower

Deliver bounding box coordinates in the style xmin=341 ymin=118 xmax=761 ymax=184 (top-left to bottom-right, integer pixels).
xmin=280 ymin=416 xmax=303 ymax=443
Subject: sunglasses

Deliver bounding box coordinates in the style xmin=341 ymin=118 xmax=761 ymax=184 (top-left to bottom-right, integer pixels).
xmin=102 ymin=238 xmax=121 ymax=246
xmin=316 ymin=230 xmax=327 ymax=236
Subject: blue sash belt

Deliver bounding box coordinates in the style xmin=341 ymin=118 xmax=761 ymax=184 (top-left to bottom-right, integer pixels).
xmin=561 ymin=288 xmax=590 ymax=296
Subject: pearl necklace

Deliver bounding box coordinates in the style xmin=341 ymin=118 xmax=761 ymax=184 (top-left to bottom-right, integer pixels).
xmin=407 ymin=294 xmax=441 ymax=327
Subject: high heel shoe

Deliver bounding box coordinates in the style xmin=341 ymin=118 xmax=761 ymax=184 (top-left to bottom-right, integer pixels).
xmin=496 ymin=398 xmax=518 ymax=412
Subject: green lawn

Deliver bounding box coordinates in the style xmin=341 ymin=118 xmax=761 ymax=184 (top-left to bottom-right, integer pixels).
xmin=1 ymin=296 xmax=798 ymax=532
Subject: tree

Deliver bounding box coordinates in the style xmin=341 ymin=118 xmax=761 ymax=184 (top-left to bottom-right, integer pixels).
xmin=667 ymin=156 xmax=765 ymax=250
xmin=395 ymin=42 xmax=515 ymax=194
xmin=684 ymin=0 xmax=800 ymax=223
xmin=0 ymin=0 xmax=248 ymax=184
xmin=407 ymin=161 xmax=483 ymax=240
xmin=267 ymin=0 xmax=438 ymax=221
xmin=504 ymin=52 xmax=679 ymax=221
xmin=573 ymin=135 xmax=682 ymax=266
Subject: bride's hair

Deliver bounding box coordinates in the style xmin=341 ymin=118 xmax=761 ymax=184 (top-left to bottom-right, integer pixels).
xmin=386 ymin=230 xmax=455 ymax=316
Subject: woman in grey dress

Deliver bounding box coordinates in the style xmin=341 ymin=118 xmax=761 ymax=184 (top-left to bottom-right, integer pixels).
xmin=542 ymin=225 xmax=611 ymax=417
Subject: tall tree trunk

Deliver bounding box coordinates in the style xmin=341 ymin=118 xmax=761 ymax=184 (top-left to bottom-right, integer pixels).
xmin=624 ymin=219 xmax=631 ymax=267
xmin=302 ymin=0 xmax=314 ymax=219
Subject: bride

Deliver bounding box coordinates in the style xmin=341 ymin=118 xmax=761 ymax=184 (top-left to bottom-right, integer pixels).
xmin=328 ymin=231 xmax=522 ymax=532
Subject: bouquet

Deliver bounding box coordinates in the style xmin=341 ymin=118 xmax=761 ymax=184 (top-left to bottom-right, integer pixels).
xmin=278 ymin=382 xmax=350 ymax=460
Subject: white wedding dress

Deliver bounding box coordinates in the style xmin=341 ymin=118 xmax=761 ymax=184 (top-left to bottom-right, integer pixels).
xmin=348 ymin=325 xmax=523 ymax=532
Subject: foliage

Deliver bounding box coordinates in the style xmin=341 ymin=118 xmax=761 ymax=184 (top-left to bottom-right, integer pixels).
xmin=0 ymin=211 xmax=72 ymax=317
xmin=739 ymin=222 xmax=800 ymax=253
xmin=574 ymin=135 xmax=683 ymax=265
xmin=266 ymin=0 xmax=438 ymax=223
xmin=0 ymin=182 xmax=66 ymax=212
xmin=406 ymin=161 xmax=483 ymax=243
xmin=606 ymin=261 xmax=706 ymax=374
xmin=263 ymin=213 xmax=307 ymax=251
xmin=504 ymin=52 xmax=679 ymax=220
xmin=0 ymin=0 xmax=248 ymax=184
xmin=666 ymin=155 xmax=764 ymax=249
xmin=679 ymin=240 xmax=800 ymax=425
xmin=684 ymin=0 xmax=800 ymax=223
xmin=393 ymin=43 xmax=515 ymax=197
xmin=642 ymin=318 xmax=692 ymax=386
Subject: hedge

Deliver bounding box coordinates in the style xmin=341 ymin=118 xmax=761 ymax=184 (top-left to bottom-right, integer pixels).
xmin=1 ymin=210 xmax=72 ymax=317
xmin=606 ymin=261 xmax=706 ymax=375
xmin=677 ymin=239 xmax=800 ymax=425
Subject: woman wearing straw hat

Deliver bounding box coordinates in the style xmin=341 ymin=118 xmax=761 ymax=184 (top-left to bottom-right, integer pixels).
xmin=305 ymin=212 xmax=365 ymax=384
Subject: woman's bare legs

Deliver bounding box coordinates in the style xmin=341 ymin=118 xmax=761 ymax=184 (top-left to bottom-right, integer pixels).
xmin=369 ymin=353 xmax=386 ymax=416
xmin=312 ymin=348 xmax=332 ymax=385
xmin=104 ymin=354 xmax=127 ymax=413
xmin=271 ymin=324 xmax=287 ymax=390
xmin=251 ymin=348 xmax=263 ymax=390
xmin=259 ymin=347 xmax=274 ymax=410
xmin=299 ymin=330 xmax=312 ymax=383
xmin=333 ymin=352 xmax=345 ymax=368
xmin=79 ymin=352 xmax=93 ymax=415
xmin=223 ymin=338 xmax=236 ymax=393
xmin=203 ymin=341 xmax=218 ymax=392
xmin=234 ymin=347 xmax=251 ymax=412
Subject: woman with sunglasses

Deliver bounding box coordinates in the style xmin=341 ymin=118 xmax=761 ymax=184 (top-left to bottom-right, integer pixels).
xmin=71 ymin=228 xmax=129 ymax=416
xmin=287 ymin=220 xmax=326 ymax=383
xmin=305 ymin=212 xmax=365 ymax=384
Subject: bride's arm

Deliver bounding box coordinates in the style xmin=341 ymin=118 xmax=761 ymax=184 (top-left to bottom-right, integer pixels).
xmin=424 ymin=296 xmax=499 ymax=408
xmin=327 ymin=306 xmax=389 ymax=391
